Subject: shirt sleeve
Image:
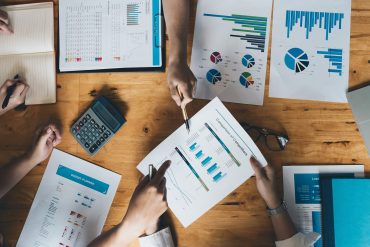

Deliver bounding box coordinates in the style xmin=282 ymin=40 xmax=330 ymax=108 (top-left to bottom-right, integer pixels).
xmin=139 ymin=227 xmax=175 ymax=247
xmin=275 ymin=232 xmax=321 ymax=247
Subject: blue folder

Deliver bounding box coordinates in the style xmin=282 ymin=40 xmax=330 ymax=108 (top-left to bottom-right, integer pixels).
xmin=321 ymin=178 xmax=370 ymax=247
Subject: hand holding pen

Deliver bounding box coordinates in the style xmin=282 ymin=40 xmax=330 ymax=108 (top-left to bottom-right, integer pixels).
xmin=176 ymin=86 xmax=191 ymax=133
xmin=0 ymin=75 xmax=29 ymax=116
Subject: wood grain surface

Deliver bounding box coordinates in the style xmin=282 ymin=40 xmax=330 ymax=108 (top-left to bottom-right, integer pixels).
xmin=1 ymin=0 xmax=370 ymax=246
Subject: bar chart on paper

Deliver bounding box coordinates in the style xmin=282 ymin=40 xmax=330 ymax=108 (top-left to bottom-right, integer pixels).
xmin=269 ymin=0 xmax=351 ymax=103
xmin=191 ymin=0 xmax=273 ymax=105
xmin=286 ymin=10 xmax=344 ymax=40
xmin=317 ymin=48 xmax=343 ymax=76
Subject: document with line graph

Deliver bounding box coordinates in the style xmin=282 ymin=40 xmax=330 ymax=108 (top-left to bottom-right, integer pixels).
xmin=58 ymin=0 xmax=163 ymax=72
xmin=137 ymin=97 xmax=267 ymax=227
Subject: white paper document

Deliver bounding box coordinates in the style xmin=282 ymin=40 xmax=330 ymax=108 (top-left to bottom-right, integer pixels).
xmin=59 ymin=0 xmax=162 ymax=72
xmin=137 ymin=97 xmax=267 ymax=227
xmin=190 ymin=0 xmax=273 ymax=105
xmin=269 ymin=0 xmax=351 ymax=103
xmin=17 ymin=149 xmax=121 ymax=247
xmin=283 ymin=165 xmax=364 ymax=247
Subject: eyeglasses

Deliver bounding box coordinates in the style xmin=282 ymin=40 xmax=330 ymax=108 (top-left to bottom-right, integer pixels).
xmin=240 ymin=122 xmax=289 ymax=151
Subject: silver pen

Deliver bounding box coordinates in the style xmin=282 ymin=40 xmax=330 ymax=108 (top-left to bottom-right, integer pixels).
xmin=149 ymin=164 xmax=154 ymax=181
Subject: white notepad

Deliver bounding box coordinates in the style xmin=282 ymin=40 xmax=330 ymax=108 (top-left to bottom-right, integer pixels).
xmin=0 ymin=2 xmax=56 ymax=105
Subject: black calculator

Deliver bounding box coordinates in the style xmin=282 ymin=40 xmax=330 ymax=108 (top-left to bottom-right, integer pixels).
xmin=71 ymin=96 xmax=126 ymax=155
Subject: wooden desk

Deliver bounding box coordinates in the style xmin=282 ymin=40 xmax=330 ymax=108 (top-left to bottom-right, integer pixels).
xmin=1 ymin=0 xmax=370 ymax=246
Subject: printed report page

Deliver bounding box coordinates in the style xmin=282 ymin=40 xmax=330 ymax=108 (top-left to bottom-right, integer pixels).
xmin=17 ymin=149 xmax=121 ymax=247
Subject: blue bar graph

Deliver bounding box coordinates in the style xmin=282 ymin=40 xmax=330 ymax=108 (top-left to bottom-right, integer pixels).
xmin=175 ymin=147 xmax=209 ymax=191
xmin=213 ymin=171 xmax=226 ymax=182
xmin=204 ymin=13 xmax=268 ymax=52
xmin=195 ymin=150 xmax=204 ymax=159
xmin=317 ymin=48 xmax=343 ymax=76
xmin=201 ymin=156 xmax=212 ymax=167
xmin=127 ymin=4 xmax=141 ymax=26
xmin=189 ymin=143 xmax=198 ymax=151
xmin=286 ymin=10 xmax=344 ymax=40
xmin=207 ymin=163 xmax=219 ymax=174
xmin=204 ymin=123 xmax=241 ymax=167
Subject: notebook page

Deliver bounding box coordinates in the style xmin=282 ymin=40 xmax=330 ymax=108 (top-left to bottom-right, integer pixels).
xmin=0 ymin=2 xmax=54 ymax=55
xmin=0 ymin=52 xmax=56 ymax=105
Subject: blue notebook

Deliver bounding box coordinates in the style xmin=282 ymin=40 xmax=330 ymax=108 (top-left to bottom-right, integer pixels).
xmin=321 ymin=178 xmax=370 ymax=247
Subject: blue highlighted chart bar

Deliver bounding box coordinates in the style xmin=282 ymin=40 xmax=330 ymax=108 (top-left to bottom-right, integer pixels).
xmin=207 ymin=163 xmax=219 ymax=174
xmin=195 ymin=150 xmax=204 ymax=159
xmin=189 ymin=142 xmax=198 ymax=151
xmin=56 ymin=165 xmax=109 ymax=194
xmin=201 ymin=156 xmax=212 ymax=167
xmin=213 ymin=171 xmax=227 ymax=182
xmin=175 ymin=147 xmax=209 ymax=192
xmin=317 ymin=48 xmax=343 ymax=76
xmin=204 ymin=123 xmax=241 ymax=167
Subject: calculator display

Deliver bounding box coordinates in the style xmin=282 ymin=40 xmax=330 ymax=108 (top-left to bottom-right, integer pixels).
xmin=92 ymin=101 xmax=120 ymax=132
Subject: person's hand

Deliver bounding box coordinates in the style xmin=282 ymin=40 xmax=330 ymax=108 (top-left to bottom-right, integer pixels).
xmin=0 ymin=10 xmax=12 ymax=34
xmin=0 ymin=79 xmax=29 ymax=116
xmin=250 ymin=157 xmax=282 ymax=209
xmin=26 ymin=124 xmax=62 ymax=165
xmin=121 ymin=161 xmax=170 ymax=239
xmin=167 ymin=61 xmax=197 ymax=109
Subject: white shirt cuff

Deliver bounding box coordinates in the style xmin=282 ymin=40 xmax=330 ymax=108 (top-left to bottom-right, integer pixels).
xmin=139 ymin=227 xmax=175 ymax=247
xmin=275 ymin=232 xmax=321 ymax=247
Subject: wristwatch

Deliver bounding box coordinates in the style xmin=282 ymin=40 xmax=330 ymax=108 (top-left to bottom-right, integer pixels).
xmin=267 ymin=200 xmax=287 ymax=217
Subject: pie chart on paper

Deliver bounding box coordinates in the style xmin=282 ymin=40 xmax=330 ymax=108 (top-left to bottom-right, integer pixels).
xmin=239 ymin=72 xmax=254 ymax=88
xmin=210 ymin=51 xmax=223 ymax=64
xmin=284 ymin=48 xmax=310 ymax=73
xmin=206 ymin=69 xmax=222 ymax=84
xmin=242 ymin=54 xmax=255 ymax=68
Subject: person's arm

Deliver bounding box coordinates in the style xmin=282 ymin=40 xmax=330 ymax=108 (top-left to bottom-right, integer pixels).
xmin=162 ymin=0 xmax=196 ymax=109
xmin=0 ymin=9 xmax=12 ymax=34
xmin=0 ymin=78 xmax=29 ymax=116
xmin=0 ymin=124 xmax=62 ymax=199
xmin=250 ymin=157 xmax=297 ymax=241
xmin=88 ymin=161 xmax=171 ymax=247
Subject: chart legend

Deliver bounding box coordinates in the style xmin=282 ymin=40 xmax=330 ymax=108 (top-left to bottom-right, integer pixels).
xmin=317 ymin=48 xmax=343 ymax=76
xmin=284 ymin=48 xmax=309 ymax=73
xmin=286 ymin=10 xmax=344 ymax=40
xmin=210 ymin=51 xmax=223 ymax=64
xmin=204 ymin=13 xmax=268 ymax=52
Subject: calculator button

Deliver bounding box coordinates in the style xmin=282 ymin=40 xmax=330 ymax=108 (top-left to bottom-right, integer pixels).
xmin=106 ymin=131 xmax=111 ymax=136
xmin=88 ymin=132 xmax=93 ymax=137
xmin=84 ymin=143 xmax=90 ymax=148
xmin=79 ymin=121 xmax=84 ymax=127
xmin=98 ymin=128 xmax=103 ymax=134
xmin=72 ymin=128 xmax=77 ymax=134
xmin=101 ymin=126 xmax=106 ymax=131
xmin=94 ymin=132 xmax=99 ymax=137
xmin=86 ymin=114 xmax=91 ymax=119
xmin=89 ymin=144 xmax=98 ymax=153
xmin=92 ymin=136 xmax=96 ymax=141
xmin=100 ymin=137 xmax=105 ymax=142
xmin=83 ymin=117 xmax=87 ymax=123
xmin=103 ymin=133 xmax=108 ymax=139
xmin=91 ymin=128 xmax=96 ymax=133
xmin=76 ymin=126 xmax=81 ymax=131
xmin=90 ymin=119 xmax=95 ymax=124
xmin=76 ymin=134 xmax=82 ymax=139
xmin=96 ymin=140 xmax=101 ymax=146
xmin=88 ymin=139 xmax=93 ymax=144
xmin=87 ymin=123 xmax=92 ymax=128
xmin=94 ymin=124 xmax=99 ymax=129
